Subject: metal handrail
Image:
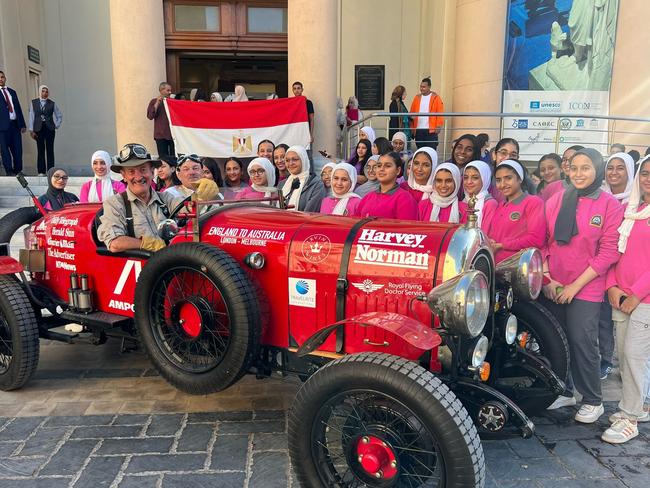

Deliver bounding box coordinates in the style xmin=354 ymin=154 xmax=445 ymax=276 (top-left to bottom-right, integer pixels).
xmin=342 ymin=111 xmax=650 ymax=162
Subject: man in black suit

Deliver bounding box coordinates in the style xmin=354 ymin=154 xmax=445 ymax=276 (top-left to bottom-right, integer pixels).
xmin=0 ymin=70 xmax=27 ymax=175
xmin=29 ymin=85 xmax=63 ymax=175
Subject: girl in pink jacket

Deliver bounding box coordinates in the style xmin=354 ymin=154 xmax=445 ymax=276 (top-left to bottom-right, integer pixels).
xmin=488 ymin=160 xmax=546 ymax=263
xmin=462 ymin=160 xmax=497 ymax=233
xmin=79 ymin=150 xmax=125 ymax=203
xmin=541 ymin=148 xmax=624 ymax=424
xmin=601 ymin=155 xmax=650 ymax=444
xmin=235 ymin=157 xmax=278 ymax=205
xmin=354 ymin=152 xmax=418 ymax=220
xmin=319 ymin=162 xmax=361 ymax=216
xmin=418 ymin=163 xmax=468 ymax=223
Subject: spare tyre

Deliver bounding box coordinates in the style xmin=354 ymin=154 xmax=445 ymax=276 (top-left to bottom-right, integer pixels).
xmin=134 ymin=242 xmax=261 ymax=394
xmin=0 ymin=207 xmax=40 ymax=252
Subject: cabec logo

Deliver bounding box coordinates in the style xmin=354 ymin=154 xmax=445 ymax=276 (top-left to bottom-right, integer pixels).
xmin=295 ymin=280 xmax=310 ymax=295
xmin=512 ymin=119 xmax=528 ymax=129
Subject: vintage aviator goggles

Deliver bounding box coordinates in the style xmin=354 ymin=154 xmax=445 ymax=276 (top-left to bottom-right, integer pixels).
xmin=116 ymin=143 xmax=151 ymax=163
xmin=177 ymin=153 xmax=203 ymax=166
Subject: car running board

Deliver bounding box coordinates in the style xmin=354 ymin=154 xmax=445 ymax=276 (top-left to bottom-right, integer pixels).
xmin=58 ymin=310 xmax=133 ymax=331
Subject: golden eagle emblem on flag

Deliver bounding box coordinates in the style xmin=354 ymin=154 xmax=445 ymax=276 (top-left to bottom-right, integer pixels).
xmin=232 ymin=132 xmax=253 ymax=155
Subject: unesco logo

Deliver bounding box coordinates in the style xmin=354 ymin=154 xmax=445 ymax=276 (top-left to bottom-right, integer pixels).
xmin=295 ymin=280 xmax=310 ymax=295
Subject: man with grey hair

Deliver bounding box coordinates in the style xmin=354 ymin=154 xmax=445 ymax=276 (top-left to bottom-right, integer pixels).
xmin=146 ymin=81 xmax=175 ymax=158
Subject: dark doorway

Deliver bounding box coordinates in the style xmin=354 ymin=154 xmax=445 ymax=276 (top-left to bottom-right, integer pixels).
xmin=176 ymin=54 xmax=288 ymax=101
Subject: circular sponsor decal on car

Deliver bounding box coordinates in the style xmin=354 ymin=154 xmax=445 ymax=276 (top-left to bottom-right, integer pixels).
xmin=295 ymin=280 xmax=310 ymax=295
xmin=302 ymin=234 xmax=331 ymax=263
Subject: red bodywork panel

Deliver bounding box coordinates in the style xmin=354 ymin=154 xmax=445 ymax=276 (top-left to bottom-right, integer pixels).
xmin=0 ymin=256 xmax=23 ymax=274
xmin=29 ymin=204 xmax=460 ymax=363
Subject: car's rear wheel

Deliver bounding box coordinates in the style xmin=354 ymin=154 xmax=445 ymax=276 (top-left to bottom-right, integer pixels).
xmin=0 ymin=207 xmax=40 ymax=254
xmin=0 ymin=276 xmax=39 ymax=391
xmin=289 ymin=353 xmax=485 ymax=488
xmin=134 ymin=243 xmax=261 ymax=394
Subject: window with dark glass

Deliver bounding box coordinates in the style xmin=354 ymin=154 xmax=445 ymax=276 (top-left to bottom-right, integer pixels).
xmin=247 ymin=7 xmax=287 ymax=33
xmin=174 ymin=5 xmax=221 ymax=31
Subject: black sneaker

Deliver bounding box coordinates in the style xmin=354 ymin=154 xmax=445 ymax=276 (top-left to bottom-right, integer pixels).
xmin=600 ymin=363 xmax=613 ymax=380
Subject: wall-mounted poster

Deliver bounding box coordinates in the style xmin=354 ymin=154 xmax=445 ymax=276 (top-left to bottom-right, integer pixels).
xmin=502 ymin=0 xmax=619 ymax=159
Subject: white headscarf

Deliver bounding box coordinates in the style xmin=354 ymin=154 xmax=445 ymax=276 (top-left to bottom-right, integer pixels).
xmin=248 ymin=157 xmax=278 ymax=204
xmin=408 ymin=147 xmax=438 ymax=200
xmin=210 ymin=92 xmax=222 ymax=102
xmin=282 ymin=146 xmax=310 ymax=208
xmin=88 ymin=150 xmax=115 ymax=203
xmin=359 ymin=126 xmax=376 ymax=144
xmin=189 ymin=88 xmax=198 ymax=101
xmin=233 ymin=85 xmax=248 ymax=102
xmin=331 ymin=163 xmax=361 ymax=215
xmin=603 ymin=152 xmax=635 ymax=203
xmin=497 ymin=159 xmax=525 ymax=181
xmin=356 ymin=155 xmax=381 ymax=197
xmin=428 ymin=163 xmax=461 ymax=223
xmin=392 ymin=132 xmax=407 ymax=144
xmin=39 ymin=85 xmax=49 ymax=99
xmin=321 ymin=162 xmax=337 ymax=177
xmin=463 ymin=160 xmax=493 ymax=226
xmin=618 ymin=155 xmax=650 ymax=252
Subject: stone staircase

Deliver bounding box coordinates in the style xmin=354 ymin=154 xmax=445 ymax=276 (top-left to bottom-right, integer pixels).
xmin=0 ymin=175 xmax=87 ymax=257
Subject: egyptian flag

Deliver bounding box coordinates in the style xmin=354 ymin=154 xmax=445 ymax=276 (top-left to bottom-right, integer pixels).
xmin=165 ymin=96 xmax=310 ymax=157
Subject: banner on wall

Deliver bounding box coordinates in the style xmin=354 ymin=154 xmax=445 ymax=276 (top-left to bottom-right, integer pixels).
xmin=502 ymin=0 xmax=619 ymax=159
xmin=165 ymin=97 xmax=310 ymax=158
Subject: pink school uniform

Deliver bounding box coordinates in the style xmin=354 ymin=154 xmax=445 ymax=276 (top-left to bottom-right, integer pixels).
xmin=606 ymin=202 xmax=650 ymax=303
xmin=235 ymin=186 xmax=265 ymax=200
xmin=539 ymin=179 xmax=566 ymax=202
xmin=418 ymin=199 xmax=469 ymax=223
xmin=79 ymin=179 xmax=126 ymax=203
xmin=487 ymin=194 xmax=546 ymax=263
xmin=354 ymin=186 xmax=419 ymax=220
xmin=475 ymin=197 xmax=498 ymax=234
xmin=399 ymin=180 xmax=423 ymax=201
xmin=543 ymin=189 xmax=624 ymax=302
xmin=319 ymin=196 xmax=360 ymax=216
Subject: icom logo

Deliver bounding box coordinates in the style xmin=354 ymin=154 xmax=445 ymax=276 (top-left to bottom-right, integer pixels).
xmin=289 ymin=277 xmax=316 ymax=308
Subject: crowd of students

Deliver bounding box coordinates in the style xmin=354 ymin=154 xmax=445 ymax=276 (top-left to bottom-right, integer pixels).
xmin=42 ymin=129 xmax=650 ymax=446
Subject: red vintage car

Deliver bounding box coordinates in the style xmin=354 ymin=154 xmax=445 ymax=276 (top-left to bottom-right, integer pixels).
xmin=0 ymin=194 xmax=567 ymax=488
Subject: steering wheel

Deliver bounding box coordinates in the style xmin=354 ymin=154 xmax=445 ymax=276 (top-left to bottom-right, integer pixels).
xmin=168 ymin=194 xmax=193 ymax=220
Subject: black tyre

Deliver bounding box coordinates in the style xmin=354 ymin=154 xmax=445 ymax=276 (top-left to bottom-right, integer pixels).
xmin=0 ymin=276 xmax=40 ymax=391
xmin=0 ymin=207 xmax=40 ymax=250
xmin=134 ymin=242 xmax=261 ymax=394
xmin=289 ymin=353 xmax=485 ymax=488
xmin=493 ymin=301 xmax=569 ymax=416
xmin=512 ymin=300 xmax=569 ymax=383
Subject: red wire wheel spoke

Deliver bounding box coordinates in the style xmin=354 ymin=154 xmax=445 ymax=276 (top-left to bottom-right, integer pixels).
xmin=149 ymin=267 xmax=231 ymax=373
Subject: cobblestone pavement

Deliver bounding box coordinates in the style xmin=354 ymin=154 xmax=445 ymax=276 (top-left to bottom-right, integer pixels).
xmin=0 ymin=340 xmax=647 ymax=488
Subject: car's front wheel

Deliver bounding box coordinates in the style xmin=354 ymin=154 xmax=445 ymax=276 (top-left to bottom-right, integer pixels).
xmin=288 ymin=353 xmax=485 ymax=488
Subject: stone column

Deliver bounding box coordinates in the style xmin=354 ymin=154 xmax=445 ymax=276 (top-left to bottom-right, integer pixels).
xmin=109 ymin=0 xmax=166 ymax=153
xmin=451 ymin=0 xmax=507 ymax=141
xmin=288 ymin=0 xmax=338 ymax=163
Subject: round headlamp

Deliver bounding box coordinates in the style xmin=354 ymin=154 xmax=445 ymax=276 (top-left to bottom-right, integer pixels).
xmin=427 ymin=270 xmax=490 ymax=338
xmin=470 ymin=335 xmax=489 ymax=368
xmin=495 ymin=248 xmax=544 ymax=301
xmin=504 ymin=314 xmax=518 ymax=345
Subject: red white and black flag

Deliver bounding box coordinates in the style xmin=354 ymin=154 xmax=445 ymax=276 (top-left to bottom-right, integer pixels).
xmin=164 ymin=96 xmax=310 ymax=157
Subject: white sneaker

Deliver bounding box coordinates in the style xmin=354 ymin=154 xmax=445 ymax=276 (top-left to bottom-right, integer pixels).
xmin=547 ymin=395 xmax=577 ymax=410
xmin=609 ymin=410 xmax=650 ymax=423
xmin=575 ymin=403 xmax=604 ymax=423
xmin=601 ymin=418 xmax=639 ymax=444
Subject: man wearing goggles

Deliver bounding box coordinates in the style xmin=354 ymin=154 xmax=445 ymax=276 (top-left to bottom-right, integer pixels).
xmin=97 ymin=144 xmax=218 ymax=252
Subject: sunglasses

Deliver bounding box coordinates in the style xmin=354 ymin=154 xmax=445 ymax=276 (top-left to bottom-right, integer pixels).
xmin=117 ymin=143 xmax=150 ymax=163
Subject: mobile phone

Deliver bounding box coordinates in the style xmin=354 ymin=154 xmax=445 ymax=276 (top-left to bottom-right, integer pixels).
xmin=319 ymin=150 xmax=332 ymax=159
xmin=619 ymin=295 xmax=627 ymax=306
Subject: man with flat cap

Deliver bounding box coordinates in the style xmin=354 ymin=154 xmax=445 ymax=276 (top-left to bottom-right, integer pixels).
xmin=97 ymin=143 xmax=218 ymax=252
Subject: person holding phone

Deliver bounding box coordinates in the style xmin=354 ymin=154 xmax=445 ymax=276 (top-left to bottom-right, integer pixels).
xmin=540 ymin=148 xmax=624 ymax=423
xmin=601 ymin=155 xmax=650 ymax=443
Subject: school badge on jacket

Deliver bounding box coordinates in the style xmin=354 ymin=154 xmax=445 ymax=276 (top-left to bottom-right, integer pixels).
xmin=590 ymin=215 xmax=603 ymax=227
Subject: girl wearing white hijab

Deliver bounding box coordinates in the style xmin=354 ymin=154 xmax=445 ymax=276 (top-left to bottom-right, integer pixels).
xmin=320 ymin=162 xmax=361 ymax=215
xmin=320 ymin=162 xmax=337 ymax=194
xmin=210 ymin=92 xmax=222 ymax=102
xmin=235 ymin=157 xmax=278 ymax=206
xmin=280 ymin=145 xmax=326 ymax=212
xmin=603 ymin=152 xmax=635 ymax=204
xmin=79 ymin=150 xmax=125 ymax=203
xmin=359 ymin=126 xmax=376 ymax=144
xmin=355 ymin=155 xmax=381 ymax=197
xmin=462 ymin=160 xmax=497 ymax=230
xmin=418 ymin=162 xmax=468 ymax=223
xmin=233 ymin=85 xmax=248 ymax=102
xmin=601 ymin=155 xmax=650 ymax=444
xmin=401 ymin=147 xmax=437 ymax=200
